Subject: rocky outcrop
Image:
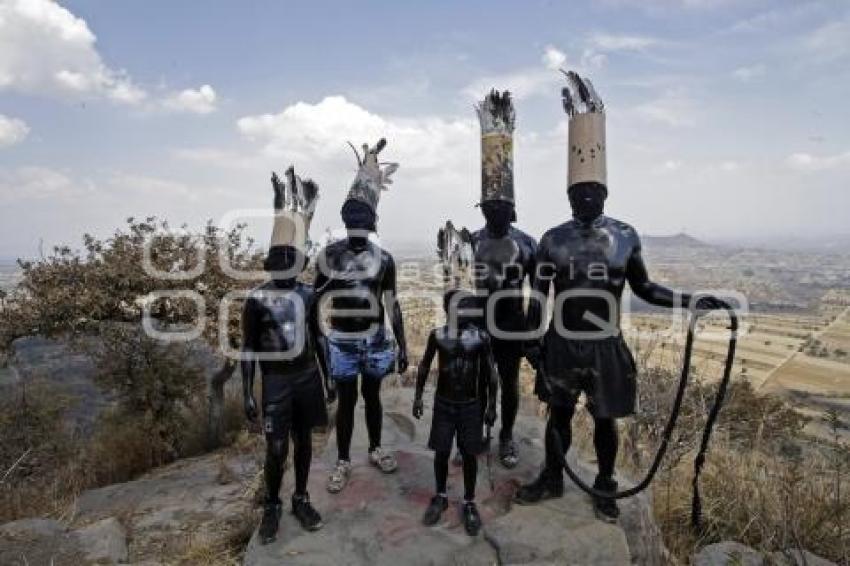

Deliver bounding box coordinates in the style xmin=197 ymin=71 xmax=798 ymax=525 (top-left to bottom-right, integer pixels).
xmin=694 ymin=541 xmax=837 ymax=566
xmin=0 ymin=449 xmax=261 ymax=564
xmin=75 ymin=517 xmax=128 ymax=564
xmin=4 ymin=336 xmax=107 ymax=433
xmin=0 ymin=516 xmax=128 ymax=565
xmin=72 ymin=450 xmax=260 ymax=562
xmin=3 ymin=333 xmax=235 ymax=434
xmin=0 ymin=518 xmax=85 ymax=565
xmin=244 ymin=387 xmax=664 ymax=566
xmin=1 ymin=386 xmax=668 ymax=565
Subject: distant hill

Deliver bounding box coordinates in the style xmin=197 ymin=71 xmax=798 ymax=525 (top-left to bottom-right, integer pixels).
xmin=642 ymin=232 xmax=709 ymax=248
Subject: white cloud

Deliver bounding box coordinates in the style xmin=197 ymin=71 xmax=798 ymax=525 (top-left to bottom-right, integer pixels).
xmin=0 ymin=114 xmax=29 ymax=147
xmin=461 ymin=67 xmax=557 ymax=101
xmin=805 ymin=19 xmax=850 ymax=63
xmin=462 ymin=45 xmax=593 ymax=101
xmin=542 ymin=45 xmax=567 ymax=70
xmin=163 ymin=84 xmax=218 ymax=114
xmin=611 ymin=0 xmax=735 ymax=7
xmin=732 ymin=64 xmax=766 ymax=81
xmin=0 ymin=166 xmax=86 ymax=202
xmin=589 ymin=33 xmax=660 ymax=52
xmin=719 ymin=160 xmax=740 ymax=172
xmin=580 ymin=48 xmax=608 ymax=70
xmin=653 ymin=159 xmax=683 ymax=173
xmin=236 ymin=95 xmax=476 ymax=172
xmin=786 ymin=150 xmax=850 ymax=172
xmin=233 ymin=95 xmax=483 ymax=240
xmin=0 ymin=0 xmax=146 ymax=104
xmin=634 ymin=90 xmax=697 ymax=127
xmin=108 ymin=172 xmax=204 ymax=199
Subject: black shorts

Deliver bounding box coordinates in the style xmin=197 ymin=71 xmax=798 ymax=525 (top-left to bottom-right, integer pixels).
xmin=543 ymin=332 xmax=637 ymax=419
xmin=427 ymin=398 xmax=484 ymax=455
xmin=262 ymin=369 xmax=329 ymax=439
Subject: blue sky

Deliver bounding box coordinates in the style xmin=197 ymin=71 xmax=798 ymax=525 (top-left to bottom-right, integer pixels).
xmin=1 ymin=0 xmax=848 ymax=257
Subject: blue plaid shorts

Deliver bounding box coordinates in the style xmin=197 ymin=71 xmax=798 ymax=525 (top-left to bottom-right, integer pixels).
xmin=327 ymin=328 xmax=396 ymax=382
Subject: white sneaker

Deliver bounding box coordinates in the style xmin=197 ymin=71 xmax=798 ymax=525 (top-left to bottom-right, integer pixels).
xmin=369 ymin=446 xmax=398 ymax=474
xmin=327 ymin=460 xmax=351 ymax=494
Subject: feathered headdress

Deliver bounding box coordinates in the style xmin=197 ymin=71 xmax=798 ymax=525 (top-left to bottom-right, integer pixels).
xmin=476 ymin=89 xmax=516 ymax=204
xmin=343 ymin=138 xmax=398 ymax=214
xmin=269 ymin=165 xmax=319 ymax=251
xmin=561 ymin=70 xmax=606 ymax=189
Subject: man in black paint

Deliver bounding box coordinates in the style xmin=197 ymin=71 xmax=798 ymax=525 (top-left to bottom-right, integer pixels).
xmin=314 ymin=139 xmax=410 ymax=494
xmin=472 ymin=90 xmax=538 ymax=469
xmin=514 ymin=73 xmax=727 ymax=522
xmin=414 ymin=290 xmax=498 ymax=536
xmin=242 ymin=167 xmax=329 ymax=544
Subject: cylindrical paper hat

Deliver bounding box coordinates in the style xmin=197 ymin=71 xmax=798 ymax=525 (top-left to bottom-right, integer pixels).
xmin=269 ymin=166 xmax=319 ymax=251
xmin=476 ymin=90 xmax=515 ymax=204
xmin=568 ymin=112 xmax=606 ymax=187
xmin=561 ymin=70 xmax=607 ymax=189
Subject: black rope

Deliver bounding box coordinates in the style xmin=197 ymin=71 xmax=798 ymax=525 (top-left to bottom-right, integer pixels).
xmin=548 ymin=307 xmax=738 ymax=528
xmin=485 ymin=424 xmax=495 ymax=492
xmin=691 ymin=306 xmax=738 ymax=527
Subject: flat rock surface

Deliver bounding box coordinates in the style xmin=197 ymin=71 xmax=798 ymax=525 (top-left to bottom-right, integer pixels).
xmin=694 ymin=542 xmax=838 ymax=566
xmin=75 ymin=517 xmax=128 ymax=564
xmin=244 ymin=387 xmax=641 ymax=566
xmin=73 ymin=451 xmax=260 ymax=562
xmin=0 ymin=518 xmax=85 ymax=565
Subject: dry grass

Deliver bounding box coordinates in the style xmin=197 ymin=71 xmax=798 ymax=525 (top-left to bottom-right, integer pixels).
xmin=0 ymin=380 xmax=247 ymax=524
xmin=173 ymin=506 xmax=257 ymax=566
xmin=399 ymin=300 xmax=850 ymax=562
xmin=612 ymin=346 xmax=850 ymax=564
xmin=174 ymin=523 xmax=250 ymax=566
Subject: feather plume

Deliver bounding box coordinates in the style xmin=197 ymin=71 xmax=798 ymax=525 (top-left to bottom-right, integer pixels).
xmin=561 ymin=87 xmax=574 ymax=116
xmin=583 ymin=78 xmax=604 ymax=112
xmin=476 ymin=89 xmax=516 ymax=134
xmin=560 ymin=70 xmax=605 ymax=115
xmin=270 ymin=171 xmax=284 ymax=210
xmin=299 ymin=178 xmax=319 ymax=219
xmin=568 ymin=71 xmax=591 ymax=105
xmin=284 ymin=166 xmax=297 ymax=209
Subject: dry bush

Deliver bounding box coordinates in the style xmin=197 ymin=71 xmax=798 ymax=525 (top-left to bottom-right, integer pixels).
xmin=0 ymin=217 xmax=263 ymax=449
xmin=0 ymin=381 xmax=77 ymax=521
xmin=175 ymin=529 xmax=245 ymax=566
xmin=0 ymin=380 xmax=248 ymax=523
xmin=180 ymin=389 xmax=246 ymax=459
xmin=555 ymin=328 xmax=848 ymax=562
xmin=612 ymin=334 xmax=848 ymax=563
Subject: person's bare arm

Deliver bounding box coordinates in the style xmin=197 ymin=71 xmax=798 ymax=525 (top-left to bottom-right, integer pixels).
xmin=626 ymin=232 xmax=728 ymax=311
xmin=481 ymin=331 xmax=499 ymax=426
xmin=240 ymin=297 xmax=260 ymax=422
xmin=413 ymin=330 xmax=437 ymax=419
xmin=527 ymin=236 xmax=553 ymax=370
xmin=383 ymin=254 xmax=409 ymax=372
xmin=308 ymin=288 xmax=334 ymax=402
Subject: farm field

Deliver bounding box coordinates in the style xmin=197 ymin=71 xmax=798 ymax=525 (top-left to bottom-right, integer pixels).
xmin=399 ymin=248 xmax=850 ymax=442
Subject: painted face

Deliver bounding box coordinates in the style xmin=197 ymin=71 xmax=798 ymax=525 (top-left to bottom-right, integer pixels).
xmin=568 ymin=182 xmax=607 ymax=223
xmin=481 ymin=200 xmax=515 ymax=236
xmin=264 ymin=246 xmax=305 ymax=279
xmin=340 ymin=199 xmax=376 ymax=232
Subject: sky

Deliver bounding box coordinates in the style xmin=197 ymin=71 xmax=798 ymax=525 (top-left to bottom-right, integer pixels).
xmin=0 ymin=0 xmax=848 ymax=258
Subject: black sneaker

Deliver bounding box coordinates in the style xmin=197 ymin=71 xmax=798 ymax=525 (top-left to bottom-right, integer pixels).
xmin=462 ymin=501 xmax=482 ymax=536
xmin=259 ymin=503 xmax=282 ymax=545
xmin=422 ymin=494 xmax=448 ymax=526
xmin=499 ymin=439 xmax=518 ymax=469
xmin=514 ymin=468 xmax=564 ymax=505
xmin=292 ymin=493 xmax=324 ymax=531
xmin=592 ymin=476 xmax=620 ymax=523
